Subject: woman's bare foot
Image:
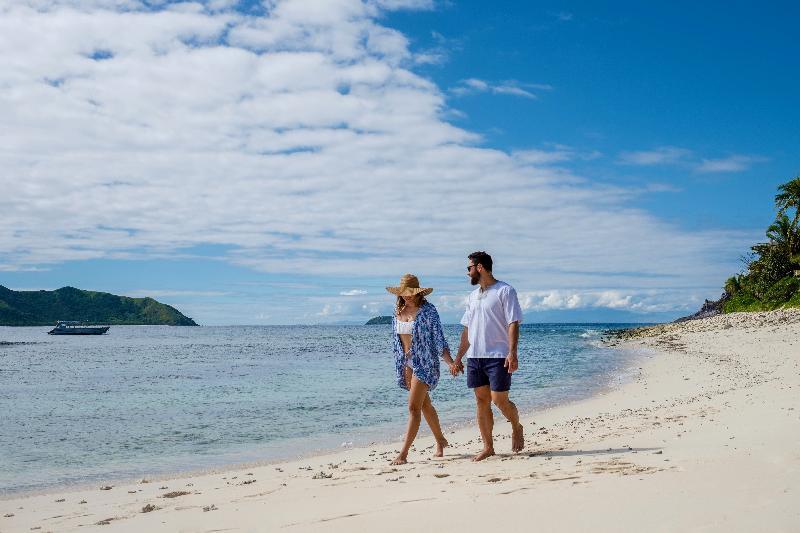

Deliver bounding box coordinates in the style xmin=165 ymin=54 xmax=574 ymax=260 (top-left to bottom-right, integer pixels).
xmin=390 ymin=454 xmax=408 ymax=465
xmin=512 ymin=423 xmax=525 ymax=452
xmin=433 ymin=438 xmax=449 ymax=458
xmin=472 ymin=447 xmax=495 ymax=462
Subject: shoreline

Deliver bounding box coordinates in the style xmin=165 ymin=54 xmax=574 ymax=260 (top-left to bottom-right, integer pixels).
xmin=3 ymin=310 xmax=798 ymax=531
xmin=0 ymin=334 xmax=644 ymax=501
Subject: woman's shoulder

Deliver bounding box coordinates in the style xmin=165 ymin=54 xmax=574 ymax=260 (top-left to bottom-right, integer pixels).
xmin=420 ymin=301 xmax=439 ymax=315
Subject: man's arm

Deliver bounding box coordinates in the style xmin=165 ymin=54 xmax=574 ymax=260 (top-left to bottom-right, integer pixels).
xmin=431 ymin=308 xmax=456 ymax=370
xmin=453 ymin=328 xmax=470 ymax=374
xmin=504 ymin=321 xmax=520 ymax=373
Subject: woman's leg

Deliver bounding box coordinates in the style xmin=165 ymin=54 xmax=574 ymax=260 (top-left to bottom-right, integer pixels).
xmin=421 ymin=393 xmax=449 ymax=457
xmin=391 ymin=371 xmax=429 ymax=465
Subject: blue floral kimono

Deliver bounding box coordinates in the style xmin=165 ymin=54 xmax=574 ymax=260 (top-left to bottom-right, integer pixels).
xmin=392 ymin=301 xmax=449 ymax=391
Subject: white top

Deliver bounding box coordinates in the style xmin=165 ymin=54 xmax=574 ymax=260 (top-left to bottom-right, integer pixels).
xmin=460 ymin=280 xmax=523 ymax=358
xmin=395 ymin=320 xmax=414 ymax=335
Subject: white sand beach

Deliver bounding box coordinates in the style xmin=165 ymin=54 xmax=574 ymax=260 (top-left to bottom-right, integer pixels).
xmin=2 ymin=309 xmax=799 ymax=532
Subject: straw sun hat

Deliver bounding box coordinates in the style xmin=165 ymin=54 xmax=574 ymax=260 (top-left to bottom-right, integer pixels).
xmin=385 ymin=274 xmax=433 ymax=297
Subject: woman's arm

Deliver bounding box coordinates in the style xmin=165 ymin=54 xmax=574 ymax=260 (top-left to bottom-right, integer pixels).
xmin=429 ymin=306 xmax=459 ymax=375
xmin=430 ymin=307 xmax=449 ymax=354
xmin=441 ymin=347 xmax=455 ymax=365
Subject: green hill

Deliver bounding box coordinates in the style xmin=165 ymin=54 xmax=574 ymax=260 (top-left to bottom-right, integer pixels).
xmin=680 ymin=176 xmax=800 ymax=320
xmin=0 ymin=286 xmax=198 ymax=326
xmin=721 ymin=176 xmax=800 ymax=313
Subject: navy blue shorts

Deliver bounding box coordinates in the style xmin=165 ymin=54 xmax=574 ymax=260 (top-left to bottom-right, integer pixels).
xmin=467 ymin=358 xmax=512 ymax=392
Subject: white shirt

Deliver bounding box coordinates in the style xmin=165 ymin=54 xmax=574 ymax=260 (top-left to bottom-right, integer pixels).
xmin=460 ymin=280 xmax=523 ymax=358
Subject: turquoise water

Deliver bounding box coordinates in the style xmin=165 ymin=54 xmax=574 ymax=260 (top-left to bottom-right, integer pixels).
xmin=0 ymin=324 xmax=641 ymax=495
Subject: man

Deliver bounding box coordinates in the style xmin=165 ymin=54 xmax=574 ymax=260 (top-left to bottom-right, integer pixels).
xmin=453 ymin=251 xmax=524 ymax=461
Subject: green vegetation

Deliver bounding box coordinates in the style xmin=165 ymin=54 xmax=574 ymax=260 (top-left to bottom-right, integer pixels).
xmin=722 ymin=176 xmax=800 ymax=313
xmin=0 ymin=286 xmax=198 ymax=326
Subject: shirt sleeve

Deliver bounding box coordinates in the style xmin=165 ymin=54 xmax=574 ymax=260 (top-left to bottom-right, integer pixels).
xmin=503 ymin=286 xmax=523 ymax=325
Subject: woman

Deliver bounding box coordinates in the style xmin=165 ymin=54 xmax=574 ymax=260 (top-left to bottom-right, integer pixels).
xmin=386 ymin=274 xmax=458 ymax=465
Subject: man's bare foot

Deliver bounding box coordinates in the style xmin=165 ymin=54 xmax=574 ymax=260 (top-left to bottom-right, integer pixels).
xmin=472 ymin=448 xmax=495 ymax=462
xmin=512 ymin=423 xmax=524 ymax=452
xmin=433 ymin=438 xmax=449 ymax=458
xmin=390 ymin=454 xmax=408 ymax=465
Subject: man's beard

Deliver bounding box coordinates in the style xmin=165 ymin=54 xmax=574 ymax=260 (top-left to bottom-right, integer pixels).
xmin=469 ymin=272 xmax=480 ymax=285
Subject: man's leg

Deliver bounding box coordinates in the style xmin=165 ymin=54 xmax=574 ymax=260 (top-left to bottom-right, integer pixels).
xmin=473 ymin=385 xmax=495 ymax=461
xmin=491 ymin=390 xmax=524 ymax=452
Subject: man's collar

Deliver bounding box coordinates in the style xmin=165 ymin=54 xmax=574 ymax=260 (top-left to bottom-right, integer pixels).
xmin=479 ymin=278 xmax=498 ymax=291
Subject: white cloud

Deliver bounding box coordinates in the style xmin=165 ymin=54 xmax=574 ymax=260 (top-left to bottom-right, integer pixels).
xmin=642 ymin=183 xmax=682 ymax=193
xmin=127 ymin=289 xmax=232 ymax=298
xmin=340 ymin=289 xmax=367 ymax=296
xmin=618 ymin=146 xmax=692 ymax=166
xmin=513 ymin=149 xmax=572 ymax=165
xmin=0 ymin=265 xmax=50 ymax=272
xmin=512 ymin=145 xmax=601 ymax=166
xmin=451 ymin=78 xmax=553 ymax=99
xmin=431 ymin=293 xmax=469 ymax=312
xmin=618 ymin=147 xmax=766 ymax=174
xmin=696 ymin=155 xmax=767 ymax=173
xmin=370 ymin=0 xmax=436 ymax=10
xmin=0 ymin=0 xmax=755 ymax=322
xmin=361 ymin=301 xmax=384 ymax=315
xmin=518 ymin=289 xmax=699 ymax=314
xmin=410 ymin=30 xmax=456 ymax=66
xmin=316 ymin=302 xmax=350 ymax=317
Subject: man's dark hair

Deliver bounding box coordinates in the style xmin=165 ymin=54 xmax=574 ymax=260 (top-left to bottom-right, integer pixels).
xmin=468 ymin=251 xmax=493 ymax=272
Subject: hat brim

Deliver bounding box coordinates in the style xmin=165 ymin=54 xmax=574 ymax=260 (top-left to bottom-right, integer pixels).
xmin=385 ymin=286 xmax=434 ymax=297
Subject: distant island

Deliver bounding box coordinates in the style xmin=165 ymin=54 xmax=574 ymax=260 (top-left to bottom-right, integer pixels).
xmin=365 ymin=315 xmax=392 ymax=325
xmin=0 ymin=286 xmax=198 ymax=326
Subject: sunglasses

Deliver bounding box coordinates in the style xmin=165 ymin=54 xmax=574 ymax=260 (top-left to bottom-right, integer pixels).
xmin=467 ymin=264 xmax=478 ymax=272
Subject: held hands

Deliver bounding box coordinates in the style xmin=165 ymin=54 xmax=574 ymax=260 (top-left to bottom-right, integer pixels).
xmin=449 ymin=358 xmax=464 ymax=377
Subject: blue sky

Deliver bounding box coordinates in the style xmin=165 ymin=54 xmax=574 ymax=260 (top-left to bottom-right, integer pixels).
xmin=1 ymin=0 xmax=798 ymax=324
xmin=387 ymin=1 xmax=799 ymax=228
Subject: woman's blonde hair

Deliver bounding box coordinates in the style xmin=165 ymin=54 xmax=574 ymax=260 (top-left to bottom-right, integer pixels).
xmin=395 ymin=294 xmax=426 ymax=317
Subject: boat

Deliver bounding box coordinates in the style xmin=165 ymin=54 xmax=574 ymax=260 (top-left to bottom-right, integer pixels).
xmin=48 ymin=321 xmax=110 ymax=335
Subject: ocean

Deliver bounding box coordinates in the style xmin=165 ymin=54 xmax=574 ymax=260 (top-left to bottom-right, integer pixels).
xmin=0 ymin=323 xmax=642 ymax=495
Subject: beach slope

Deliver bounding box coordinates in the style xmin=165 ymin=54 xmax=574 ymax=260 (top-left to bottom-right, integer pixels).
xmin=2 ymin=310 xmax=799 ymax=532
